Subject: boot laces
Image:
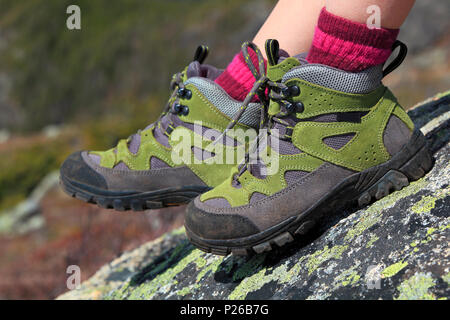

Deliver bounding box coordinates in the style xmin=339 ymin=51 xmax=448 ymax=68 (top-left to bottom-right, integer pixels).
xmin=228 ymin=43 xmax=301 ymax=185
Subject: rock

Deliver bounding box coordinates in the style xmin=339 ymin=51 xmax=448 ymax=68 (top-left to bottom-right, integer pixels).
xmin=398 ymin=0 xmax=450 ymax=53
xmin=0 ymin=171 xmax=59 ymax=236
xmin=42 ymin=125 xmax=63 ymax=138
xmin=57 ymin=92 xmax=450 ymax=300
xmin=0 ymin=129 xmax=9 ymax=144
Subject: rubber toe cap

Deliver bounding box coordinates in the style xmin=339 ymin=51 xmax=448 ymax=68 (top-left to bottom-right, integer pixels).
xmin=60 ymin=151 xmax=108 ymax=190
xmin=185 ymin=199 xmax=259 ymax=240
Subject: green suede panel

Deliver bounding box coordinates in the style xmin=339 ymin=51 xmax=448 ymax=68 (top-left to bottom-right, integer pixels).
xmin=292 ymin=88 xmax=397 ymax=172
xmin=200 ymin=144 xmax=324 ymax=207
xmin=87 ymin=78 xmax=255 ymax=186
xmin=267 ymin=57 xmax=301 ymax=82
xmin=179 ymin=83 xmax=252 ymax=133
xmin=92 ymin=148 xmax=115 ymax=168
xmin=200 ymin=167 xmax=249 ymax=205
xmin=92 ymin=128 xmax=175 ymax=170
xmin=169 ymin=126 xmax=246 ymax=187
xmin=288 ymin=79 xmax=386 ymax=119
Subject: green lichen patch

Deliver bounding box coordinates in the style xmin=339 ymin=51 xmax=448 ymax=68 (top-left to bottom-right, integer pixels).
xmin=196 ymin=256 xmax=224 ymax=283
xmin=344 ymin=178 xmax=428 ymax=242
xmin=177 ymin=284 xmax=200 ymax=297
xmin=232 ymin=254 xmax=267 ymax=282
xmin=382 ymin=261 xmax=408 ymax=278
xmin=305 ymin=245 xmax=348 ymax=275
xmin=442 ymin=273 xmax=450 ymax=286
xmin=412 ymin=196 xmax=437 ymax=214
xmin=228 ymin=263 xmax=291 ymax=300
xmin=412 ymin=187 xmax=449 ymax=214
xmin=395 ymin=273 xmax=436 ymax=300
xmin=365 ymin=234 xmax=379 ymax=248
xmin=110 ymin=246 xmax=206 ymax=299
xmin=334 ymin=266 xmax=361 ymax=288
xmin=410 ymin=224 xmax=450 ymax=250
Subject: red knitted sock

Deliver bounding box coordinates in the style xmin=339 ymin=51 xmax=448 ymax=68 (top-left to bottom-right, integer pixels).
xmin=215 ymin=48 xmax=266 ymax=102
xmin=307 ymin=8 xmax=399 ymax=72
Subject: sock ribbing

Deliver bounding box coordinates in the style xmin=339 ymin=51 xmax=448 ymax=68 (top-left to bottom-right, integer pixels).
xmin=215 ymin=48 xmax=266 ymax=102
xmin=307 ymin=8 xmax=399 ymax=72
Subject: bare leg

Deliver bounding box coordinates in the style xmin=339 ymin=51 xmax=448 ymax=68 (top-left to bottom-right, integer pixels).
xmin=253 ymin=0 xmax=415 ymax=57
xmin=326 ymin=0 xmax=415 ymax=29
xmin=253 ymin=0 xmax=325 ymax=57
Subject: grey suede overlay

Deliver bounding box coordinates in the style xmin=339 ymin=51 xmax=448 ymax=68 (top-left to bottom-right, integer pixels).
xmin=195 ymin=163 xmax=355 ymax=230
xmin=81 ymin=151 xmax=207 ymax=191
xmin=383 ymin=115 xmax=413 ymax=156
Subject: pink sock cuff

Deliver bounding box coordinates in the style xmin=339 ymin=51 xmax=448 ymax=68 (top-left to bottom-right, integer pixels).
xmin=215 ymin=48 xmax=266 ymax=102
xmin=307 ymin=7 xmax=399 ymax=72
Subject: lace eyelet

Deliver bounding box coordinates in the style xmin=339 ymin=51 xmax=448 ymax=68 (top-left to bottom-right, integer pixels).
xmin=180 ymin=105 xmax=189 ymax=116
xmin=295 ymin=102 xmax=304 ymax=113
xmin=285 ymin=102 xmax=295 ymax=112
xmin=174 ymin=103 xmax=183 ymax=113
xmin=282 ymin=85 xmax=300 ymax=97
xmin=178 ymin=88 xmax=192 ymax=100
xmin=289 ymin=85 xmax=300 ymax=97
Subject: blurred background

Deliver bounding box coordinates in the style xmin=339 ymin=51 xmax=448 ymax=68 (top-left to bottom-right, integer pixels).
xmin=0 ymin=0 xmax=448 ymax=299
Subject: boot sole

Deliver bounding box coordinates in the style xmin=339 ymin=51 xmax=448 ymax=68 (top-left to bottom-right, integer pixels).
xmin=60 ymin=175 xmax=210 ymax=211
xmin=185 ymin=130 xmax=434 ymax=256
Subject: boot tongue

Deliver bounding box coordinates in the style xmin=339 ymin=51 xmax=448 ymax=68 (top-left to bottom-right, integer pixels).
xmin=186 ymin=61 xmax=203 ymax=78
xmin=186 ymin=61 xmax=222 ymax=80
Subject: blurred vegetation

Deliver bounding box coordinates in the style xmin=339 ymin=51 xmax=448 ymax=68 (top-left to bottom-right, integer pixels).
xmin=0 ymin=0 xmax=273 ymax=210
xmin=0 ymin=0 xmax=273 ymax=132
xmin=0 ymin=139 xmax=66 ymax=210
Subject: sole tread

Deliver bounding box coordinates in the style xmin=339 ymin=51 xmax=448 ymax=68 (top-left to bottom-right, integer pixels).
xmin=60 ymin=177 xmax=208 ymax=212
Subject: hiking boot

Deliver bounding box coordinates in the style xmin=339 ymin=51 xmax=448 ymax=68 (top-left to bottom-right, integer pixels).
xmin=185 ymin=40 xmax=434 ymax=256
xmin=60 ymin=45 xmax=262 ymax=211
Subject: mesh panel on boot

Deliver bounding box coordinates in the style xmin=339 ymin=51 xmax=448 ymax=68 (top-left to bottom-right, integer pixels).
xmin=150 ymin=156 xmax=170 ymax=169
xmin=113 ymin=161 xmax=129 ymax=170
xmin=323 ymin=133 xmax=355 ymax=150
xmin=185 ymin=77 xmax=261 ymax=128
xmin=249 ymin=192 xmax=267 ymax=204
xmin=128 ymin=134 xmax=141 ymax=154
xmin=282 ymin=64 xmax=382 ymax=94
xmin=191 ymin=146 xmax=215 ymax=161
xmin=276 ymin=137 xmax=303 ymax=155
xmin=182 ymin=122 xmax=239 ymax=146
xmin=284 ymin=170 xmax=309 ymax=186
xmin=203 ymin=197 xmax=231 ymax=208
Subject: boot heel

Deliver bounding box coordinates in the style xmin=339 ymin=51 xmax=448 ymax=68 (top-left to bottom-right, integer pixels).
xmin=400 ymin=144 xmax=434 ymax=181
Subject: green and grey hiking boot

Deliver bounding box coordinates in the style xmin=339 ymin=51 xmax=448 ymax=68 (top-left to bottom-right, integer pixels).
xmin=185 ymin=40 xmax=434 ymax=256
xmin=60 ymin=45 xmax=262 ymax=211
